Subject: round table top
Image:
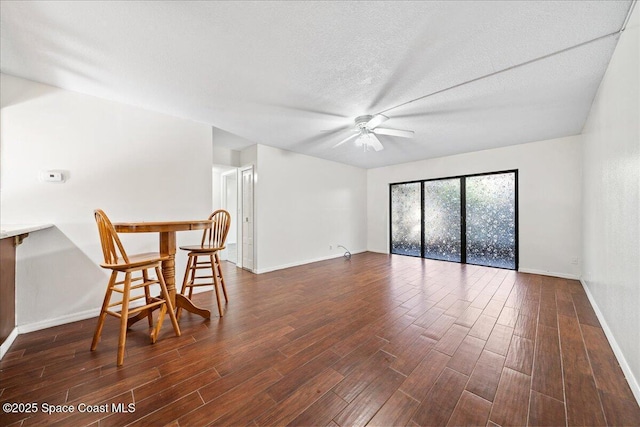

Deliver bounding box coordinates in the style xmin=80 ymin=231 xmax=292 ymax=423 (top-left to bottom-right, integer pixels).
xmin=114 ymin=220 xmax=213 ymax=233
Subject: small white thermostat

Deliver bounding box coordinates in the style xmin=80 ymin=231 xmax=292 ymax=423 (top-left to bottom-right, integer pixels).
xmin=40 ymin=170 xmax=65 ymax=183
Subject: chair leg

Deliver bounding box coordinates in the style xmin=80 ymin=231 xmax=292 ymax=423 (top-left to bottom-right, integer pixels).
xmin=188 ymin=282 xmax=194 ymax=300
xmin=142 ymin=269 xmax=153 ymax=328
xmin=214 ymin=252 xmax=228 ymax=302
xmin=117 ymin=272 xmax=132 ymax=366
xmin=179 ymin=255 xmax=193 ymax=295
xmin=186 ymin=256 xmax=196 ymax=301
xmin=211 ymin=254 xmax=224 ymax=317
xmin=188 ymin=255 xmax=198 ymax=300
xmin=152 ymin=303 xmax=166 ymax=344
xmin=177 ymin=255 xmax=194 ymax=320
xmin=156 ymin=266 xmax=181 ymax=338
xmin=91 ymin=271 xmax=117 ymax=351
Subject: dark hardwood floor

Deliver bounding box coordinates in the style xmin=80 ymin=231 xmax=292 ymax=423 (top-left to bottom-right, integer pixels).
xmin=1 ymin=252 xmax=639 ymax=426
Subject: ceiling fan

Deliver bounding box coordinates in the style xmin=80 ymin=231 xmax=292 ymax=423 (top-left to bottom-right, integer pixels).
xmin=333 ymin=114 xmax=414 ymax=151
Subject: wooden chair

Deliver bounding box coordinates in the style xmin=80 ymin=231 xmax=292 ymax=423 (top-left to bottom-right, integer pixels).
xmin=178 ymin=209 xmax=231 ymax=318
xmin=91 ymin=209 xmax=181 ymax=366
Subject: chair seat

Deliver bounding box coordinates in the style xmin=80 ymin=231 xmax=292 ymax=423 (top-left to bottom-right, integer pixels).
xmin=101 ymin=252 xmax=169 ymax=270
xmin=179 ymin=245 xmax=225 ymax=253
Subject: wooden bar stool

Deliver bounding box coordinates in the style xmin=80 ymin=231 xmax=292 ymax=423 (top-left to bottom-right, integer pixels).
xmin=178 ymin=209 xmax=231 ymax=318
xmin=91 ymin=209 xmax=181 ymax=366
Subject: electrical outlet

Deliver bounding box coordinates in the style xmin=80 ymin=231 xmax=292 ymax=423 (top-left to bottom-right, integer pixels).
xmin=570 ymin=257 xmax=578 ymax=265
xmin=329 ymin=245 xmax=333 ymax=250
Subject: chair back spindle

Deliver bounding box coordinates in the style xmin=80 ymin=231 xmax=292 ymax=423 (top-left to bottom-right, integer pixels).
xmin=201 ymin=210 xmax=231 ymax=249
xmin=95 ymin=209 xmax=130 ymax=265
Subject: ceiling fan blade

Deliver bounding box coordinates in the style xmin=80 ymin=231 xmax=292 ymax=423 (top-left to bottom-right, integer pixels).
xmin=270 ymin=104 xmax=349 ymax=119
xmin=333 ymin=133 xmax=359 ymax=148
xmin=365 ymin=114 xmax=389 ymax=130
xmin=369 ymin=134 xmax=384 ymax=152
xmin=294 ymin=124 xmax=351 ymax=149
xmin=318 ymin=124 xmax=352 ymax=134
xmin=373 ymin=128 xmax=415 ymax=138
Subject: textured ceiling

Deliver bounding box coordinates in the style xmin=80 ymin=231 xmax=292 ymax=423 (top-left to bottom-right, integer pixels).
xmin=0 ymin=1 xmax=633 ymax=168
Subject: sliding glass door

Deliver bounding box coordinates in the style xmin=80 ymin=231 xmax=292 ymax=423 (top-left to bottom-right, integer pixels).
xmin=466 ymin=173 xmax=517 ymax=269
xmin=390 ymin=170 xmax=518 ymax=270
xmin=423 ymin=178 xmax=461 ymax=262
xmin=390 ymin=182 xmax=421 ymax=256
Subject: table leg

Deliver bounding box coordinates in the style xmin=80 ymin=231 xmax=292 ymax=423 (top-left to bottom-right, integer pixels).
xmin=127 ymin=232 xmax=178 ymax=328
xmin=127 ymin=231 xmax=211 ymax=328
xmin=161 ymin=254 xmax=177 ymax=302
xmin=161 ymin=232 xmax=210 ymax=319
xmin=175 ymin=294 xmax=211 ymax=318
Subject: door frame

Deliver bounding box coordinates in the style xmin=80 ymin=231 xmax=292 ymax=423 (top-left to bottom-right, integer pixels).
xmin=220 ymin=168 xmax=239 ymax=263
xmin=239 ymin=165 xmax=256 ymax=272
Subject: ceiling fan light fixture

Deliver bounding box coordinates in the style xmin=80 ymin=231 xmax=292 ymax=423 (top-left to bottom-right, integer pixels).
xmin=356 ymin=131 xmax=383 ymax=151
xmin=332 ymin=113 xmax=412 ymax=151
xmin=355 ymin=129 xmax=371 ymax=145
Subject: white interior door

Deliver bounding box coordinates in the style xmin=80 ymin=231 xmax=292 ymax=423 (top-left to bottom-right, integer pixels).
xmin=241 ymin=167 xmax=254 ymax=271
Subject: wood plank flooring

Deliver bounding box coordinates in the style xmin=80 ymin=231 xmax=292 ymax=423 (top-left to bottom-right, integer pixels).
xmin=1 ymin=252 xmax=639 ymax=426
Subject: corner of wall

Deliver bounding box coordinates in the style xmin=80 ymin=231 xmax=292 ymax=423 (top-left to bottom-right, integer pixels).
xmin=580 ymin=279 xmax=640 ymax=404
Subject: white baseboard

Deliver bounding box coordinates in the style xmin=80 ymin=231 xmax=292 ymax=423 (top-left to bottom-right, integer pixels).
xmin=17 ymin=306 xmax=103 ymax=335
xmin=2 ymin=288 xmax=220 ymax=360
xmin=363 ymin=255 xmax=581 ymax=281
xmin=0 ymin=328 xmax=19 ymax=359
xmin=580 ymin=279 xmax=640 ymax=405
xmin=255 ymin=249 xmax=366 ymax=274
xmin=518 ymin=268 xmax=580 ymax=280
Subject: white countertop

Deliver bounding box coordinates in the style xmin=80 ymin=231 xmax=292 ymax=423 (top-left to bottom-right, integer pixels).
xmin=0 ymin=224 xmax=54 ymax=239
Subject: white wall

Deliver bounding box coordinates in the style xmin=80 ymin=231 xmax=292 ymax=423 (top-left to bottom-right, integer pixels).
xmin=212 ymin=145 xmax=240 ymax=167
xmin=255 ymin=144 xmax=367 ymax=273
xmin=212 ymin=165 xmax=238 ymax=212
xmin=367 ymin=135 xmax=583 ymax=278
xmin=581 ymin=5 xmax=639 ymax=401
xmin=240 ymin=144 xmax=257 ymax=166
xmin=212 ymin=127 xmax=254 ymax=153
xmin=0 ymin=74 xmax=213 ymax=328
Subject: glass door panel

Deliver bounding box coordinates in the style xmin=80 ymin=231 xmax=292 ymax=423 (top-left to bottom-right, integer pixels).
xmin=390 ymin=183 xmax=421 ymax=256
xmin=466 ymin=172 xmax=516 ymax=269
xmin=423 ymin=178 xmax=461 ymax=262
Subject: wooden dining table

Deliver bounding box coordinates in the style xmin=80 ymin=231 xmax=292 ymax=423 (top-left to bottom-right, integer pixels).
xmin=114 ymin=219 xmax=213 ymax=325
